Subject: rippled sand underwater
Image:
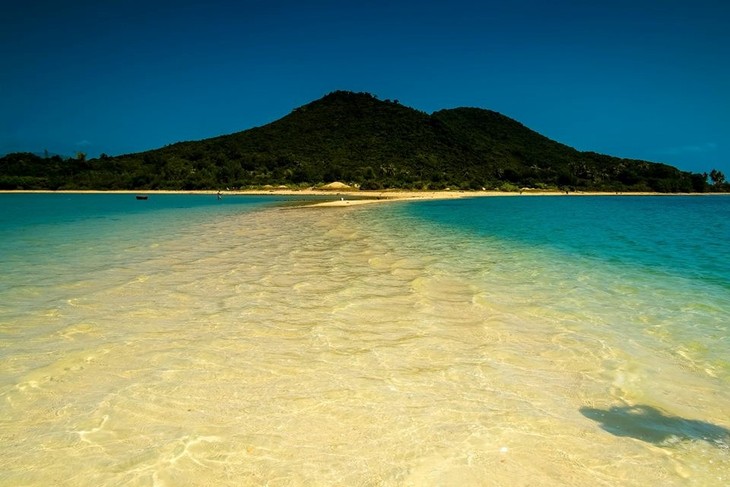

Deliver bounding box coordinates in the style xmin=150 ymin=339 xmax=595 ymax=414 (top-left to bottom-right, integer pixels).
xmin=1 ymin=200 xmax=728 ymax=486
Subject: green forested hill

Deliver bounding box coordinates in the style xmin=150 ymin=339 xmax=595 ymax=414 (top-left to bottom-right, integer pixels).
xmin=0 ymin=91 xmax=718 ymax=192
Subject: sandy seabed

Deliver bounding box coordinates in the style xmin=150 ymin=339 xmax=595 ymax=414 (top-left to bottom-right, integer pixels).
xmin=1 ymin=188 xmax=728 ymax=486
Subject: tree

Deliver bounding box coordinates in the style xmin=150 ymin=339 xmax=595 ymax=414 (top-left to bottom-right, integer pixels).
xmin=709 ymin=169 xmax=726 ymax=186
xmin=690 ymin=172 xmax=707 ymax=193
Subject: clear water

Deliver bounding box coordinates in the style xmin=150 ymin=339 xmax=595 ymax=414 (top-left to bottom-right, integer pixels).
xmin=1 ymin=194 xmax=728 ymax=486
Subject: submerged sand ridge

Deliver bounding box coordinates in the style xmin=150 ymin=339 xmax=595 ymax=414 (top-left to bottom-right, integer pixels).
xmin=1 ymin=201 xmax=728 ymax=485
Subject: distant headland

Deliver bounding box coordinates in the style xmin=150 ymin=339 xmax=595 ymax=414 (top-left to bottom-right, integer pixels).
xmin=1 ymin=91 xmax=727 ymax=193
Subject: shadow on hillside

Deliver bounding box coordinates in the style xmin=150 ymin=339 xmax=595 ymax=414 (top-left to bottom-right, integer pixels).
xmin=580 ymin=404 xmax=729 ymax=448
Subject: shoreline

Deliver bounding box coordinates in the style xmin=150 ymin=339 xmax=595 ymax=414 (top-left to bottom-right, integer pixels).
xmin=1 ymin=188 xmax=724 ymax=208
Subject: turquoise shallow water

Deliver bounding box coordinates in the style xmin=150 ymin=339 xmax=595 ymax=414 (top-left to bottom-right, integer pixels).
xmin=398 ymin=195 xmax=730 ymax=374
xmin=0 ymin=194 xmax=290 ymax=318
xmin=406 ymin=195 xmax=730 ymax=287
xmin=0 ymin=193 xmax=728 ymax=486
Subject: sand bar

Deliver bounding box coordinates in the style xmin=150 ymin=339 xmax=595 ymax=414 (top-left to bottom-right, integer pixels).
xmin=2 ymin=188 xmax=701 ymax=209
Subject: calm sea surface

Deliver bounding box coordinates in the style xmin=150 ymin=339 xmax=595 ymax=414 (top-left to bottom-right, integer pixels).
xmin=1 ymin=193 xmax=728 ymax=486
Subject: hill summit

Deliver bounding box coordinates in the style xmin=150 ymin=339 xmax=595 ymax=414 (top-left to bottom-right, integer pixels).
xmin=0 ymin=91 xmax=709 ymax=192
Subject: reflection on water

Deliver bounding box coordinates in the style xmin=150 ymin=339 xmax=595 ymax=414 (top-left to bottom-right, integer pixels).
xmin=581 ymin=404 xmax=730 ymax=448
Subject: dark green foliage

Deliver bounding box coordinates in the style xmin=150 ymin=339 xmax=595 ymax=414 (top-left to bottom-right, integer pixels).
xmin=710 ymin=169 xmax=725 ymax=185
xmin=0 ymin=91 xmax=719 ymax=192
xmin=706 ymin=169 xmax=730 ymax=192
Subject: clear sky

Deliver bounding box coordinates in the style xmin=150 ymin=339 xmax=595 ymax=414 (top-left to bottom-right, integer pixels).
xmin=2 ymin=0 xmax=728 ymax=175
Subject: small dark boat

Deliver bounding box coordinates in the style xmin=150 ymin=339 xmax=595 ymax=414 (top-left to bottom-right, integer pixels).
xmin=135 ymin=195 xmax=149 ymax=200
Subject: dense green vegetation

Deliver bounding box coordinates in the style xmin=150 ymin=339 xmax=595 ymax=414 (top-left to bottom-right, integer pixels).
xmin=1 ymin=91 xmax=725 ymax=192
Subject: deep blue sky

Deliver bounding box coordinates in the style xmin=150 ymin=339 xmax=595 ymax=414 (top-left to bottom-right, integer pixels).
xmin=2 ymin=0 xmax=728 ymax=175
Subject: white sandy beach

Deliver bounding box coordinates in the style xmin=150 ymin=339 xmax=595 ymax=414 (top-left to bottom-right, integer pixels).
xmin=1 ymin=187 xmax=694 ymax=209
